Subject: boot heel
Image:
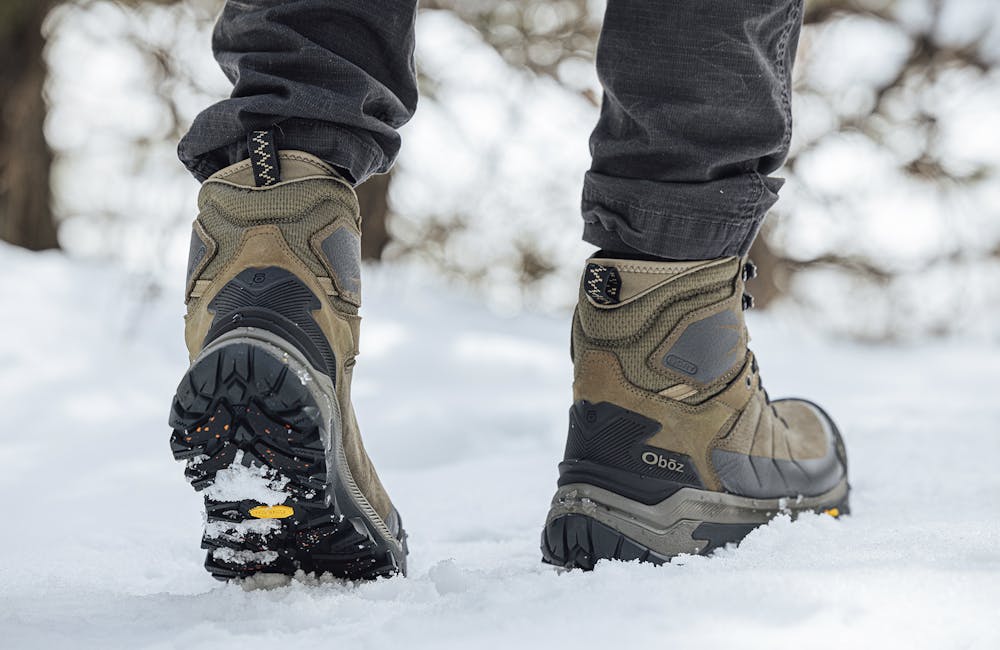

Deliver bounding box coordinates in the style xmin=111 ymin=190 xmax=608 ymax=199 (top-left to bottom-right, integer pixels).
xmin=169 ymin=339 xmax=403 ymax=580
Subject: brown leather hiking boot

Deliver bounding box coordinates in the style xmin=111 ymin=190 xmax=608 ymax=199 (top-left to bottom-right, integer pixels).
xmin=169 ymin=141 xmax=406 ymax=580
xmin=541 ymin=256 xmax=849 ymax=569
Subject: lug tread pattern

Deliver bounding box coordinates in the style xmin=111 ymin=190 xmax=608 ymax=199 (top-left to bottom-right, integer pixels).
xmin=169 ymin=342 xmax=402 ymax=581
xmin=541 ymin=515 xmax=668 ymax=571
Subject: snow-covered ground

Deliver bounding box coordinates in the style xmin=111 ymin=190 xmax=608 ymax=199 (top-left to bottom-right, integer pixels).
xmin=1 ymin=242 xmax=998 ymax=649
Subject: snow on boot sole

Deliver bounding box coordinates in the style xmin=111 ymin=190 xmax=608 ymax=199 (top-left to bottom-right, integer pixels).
xmin=541 ymin=480 xmax=849 ymax=570
xmin=169 ymin=331 xmax=406 ymax=581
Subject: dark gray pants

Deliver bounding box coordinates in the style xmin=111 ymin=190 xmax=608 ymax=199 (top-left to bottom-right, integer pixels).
xmin=179 ymin=0 xmax=803 ymax=259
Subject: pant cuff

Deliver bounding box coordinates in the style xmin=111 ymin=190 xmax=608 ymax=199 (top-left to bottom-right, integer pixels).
xmin=179 ymin=118 xmax=387 ymax=186
xmin=581 ymin=170 xmax=782 ymax=259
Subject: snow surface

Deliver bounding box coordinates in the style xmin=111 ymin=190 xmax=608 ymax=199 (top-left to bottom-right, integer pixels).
xmin=1 ymin=242 xmax=999 ymax=649
xmin=201 ymin=451 xmax=294 ymax=506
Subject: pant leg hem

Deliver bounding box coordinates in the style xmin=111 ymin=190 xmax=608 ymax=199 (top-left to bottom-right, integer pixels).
xmin=179 ymin=119 xmax=388 ymax=186
xmin=581 ymin=171 xmax=780 ymax=259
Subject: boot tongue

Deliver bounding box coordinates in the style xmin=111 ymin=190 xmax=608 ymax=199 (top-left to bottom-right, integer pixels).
xmin=584 ymin=257 xmax=733 ymax=306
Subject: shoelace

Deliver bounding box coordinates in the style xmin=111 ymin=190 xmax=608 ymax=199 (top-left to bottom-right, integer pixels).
xmin=741 ymin=260 xmax=786 ymax=421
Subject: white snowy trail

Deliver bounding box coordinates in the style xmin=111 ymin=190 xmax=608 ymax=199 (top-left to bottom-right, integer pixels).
xmin=1 ymin=243 xmax=998 ymax=649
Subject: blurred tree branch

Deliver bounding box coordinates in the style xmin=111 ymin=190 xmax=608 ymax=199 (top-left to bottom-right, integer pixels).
xmin=748 ymin=0 xmax=1000 ymax=330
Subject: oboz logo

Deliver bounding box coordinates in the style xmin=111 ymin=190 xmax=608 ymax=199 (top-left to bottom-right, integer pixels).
xmin=641 ymin=451 xmax=685 ymax=473
xmin=664 ymin=354 xmax=698 ymax=375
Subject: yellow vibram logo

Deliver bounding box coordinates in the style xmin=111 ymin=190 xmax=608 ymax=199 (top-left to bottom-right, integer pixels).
xmin=249 ymin=505 xmax=294 ymax=519
xmin=823 ymin=507 xmax=841 ymax=518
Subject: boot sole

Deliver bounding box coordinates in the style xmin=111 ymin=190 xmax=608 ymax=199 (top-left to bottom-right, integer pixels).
xmin=169 ymin=330 xmax=406 ymax=581
xmin=541 ymin=480 xmax=849 ymax=570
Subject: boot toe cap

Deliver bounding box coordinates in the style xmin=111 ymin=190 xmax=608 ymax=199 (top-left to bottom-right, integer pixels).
xmin=712 ymin=398 xmax=848 ymax=499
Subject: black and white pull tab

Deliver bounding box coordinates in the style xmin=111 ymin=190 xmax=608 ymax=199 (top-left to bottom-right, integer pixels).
xmin=584 ymin=262 xmax=622 ymax=305
xmin=248 ymin=129 xmax=281 ymax=187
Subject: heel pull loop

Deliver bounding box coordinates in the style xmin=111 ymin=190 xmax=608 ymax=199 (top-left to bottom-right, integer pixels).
xmin=248 ymin=129 xmax=281 ymax=187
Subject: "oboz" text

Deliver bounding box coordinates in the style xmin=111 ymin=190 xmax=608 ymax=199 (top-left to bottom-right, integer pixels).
xmin=641 ymin=451 xmax=685 ymax=473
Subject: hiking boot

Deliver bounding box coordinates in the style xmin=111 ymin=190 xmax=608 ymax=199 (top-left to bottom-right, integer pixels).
xmin=541 ymin=255 xmax=849 ymax=569
xmin=169 ymin=138 xmax=407 ymax=581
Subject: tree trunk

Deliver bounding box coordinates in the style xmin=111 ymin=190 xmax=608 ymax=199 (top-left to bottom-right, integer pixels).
xmin=0 ymin=0 xmax=59 ymax=251
xmin=356 ymin=171 xmax=392 ymax=260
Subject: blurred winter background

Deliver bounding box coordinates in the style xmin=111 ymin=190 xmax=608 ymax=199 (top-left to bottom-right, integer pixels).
xmin=3 ymin=0 xmax=1000 ymax=339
